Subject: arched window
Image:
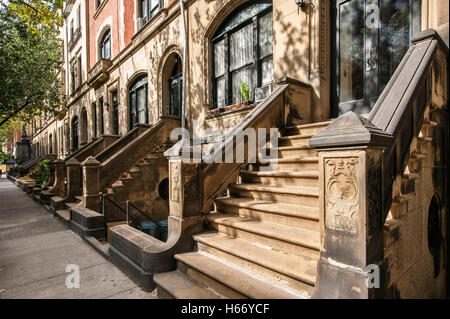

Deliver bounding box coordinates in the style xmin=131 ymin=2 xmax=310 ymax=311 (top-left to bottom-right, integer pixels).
xmin=100 ymin=29 xmax=111 ymax=60
xmin=129 ymin=75 xmax=148 ymax=129
xmin=72 ymin=116 xmax=79 ymax=150
xmin=212 ymin=1 xmax=273 ymax=109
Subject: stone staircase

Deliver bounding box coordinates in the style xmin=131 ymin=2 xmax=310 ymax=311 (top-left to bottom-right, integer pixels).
xmin=100 ymin=143 xmax=173 ymax=227
xmin=154 ymin=121 xmax=331 ymax=299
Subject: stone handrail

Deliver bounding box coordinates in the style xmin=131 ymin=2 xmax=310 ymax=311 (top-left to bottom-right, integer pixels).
xmin=95 ymin=124 xmax=150 ymax=164
xmin=98 ymin=116 xmax=180 ymax=190
xmin=309 ymin=29 xmax=448 ymax=298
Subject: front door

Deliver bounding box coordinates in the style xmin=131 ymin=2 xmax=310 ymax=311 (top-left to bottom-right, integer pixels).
xmin=332 ymin=0 xmax=421 ymax=116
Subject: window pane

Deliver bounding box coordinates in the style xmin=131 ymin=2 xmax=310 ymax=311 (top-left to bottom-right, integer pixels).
xmin=216 ymin=77 xmax=226 ymax=108
xmin=258 ymin=12 xmax=273 ymax=58
xmin=214 ymin=40 xmax=225 ymax=77
xmin=379 ymin=0 xmax=410 ymax=93
xmin=130 ymin=92 xmax=136 ymax=125
xmin=141 ymin=0 xmax=148 ymax=18
xmin=214 ymin=2 xmax=271 ymax=38
xmin=339 ymin=0 xmax=364 ymax=103
xmin=261 ymin=58 xmax=273 ymax=85
xmin=105 ymin=37 xmax=110 ymax=59
xmin=137 ymin=87 xmax=147 ymax=123
xmin=232 ymin=67 xmax=252 ymax=104
xmin=230 ymin=24 xmax=253 ymax=71
xmin=150 ymin=0 xmax=159 ymax=10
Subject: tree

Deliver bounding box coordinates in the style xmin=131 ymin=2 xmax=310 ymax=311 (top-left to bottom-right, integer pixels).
xmin=0 ymin=1 xmax=64 ymax=128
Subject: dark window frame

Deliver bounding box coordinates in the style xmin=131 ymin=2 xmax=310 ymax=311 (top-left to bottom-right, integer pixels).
xmin=129 ymin=75 xmax=149 ymax=129
xmin=139 ymin=0 xmax=163 ymax=20
xmin=211 ymin=2 xmax=273 ymax=109
xmin=100 ymin=29 xmax=111 ymax=60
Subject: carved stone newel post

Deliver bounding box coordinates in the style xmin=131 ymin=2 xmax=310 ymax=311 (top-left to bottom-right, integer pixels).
xmin=52 ymin=159 xmax=66 ymax=197
xmin=309 ymin=112 xmax=393 ymax=299
xmin=166 ymin=142 xmax=204 ymax=250
xmin=65 ymin=157 xmax=82 ymax=202
xmin=81 ymin=156 xmax=100 ymax=211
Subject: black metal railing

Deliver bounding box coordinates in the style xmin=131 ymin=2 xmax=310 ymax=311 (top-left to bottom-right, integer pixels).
xmin=126 ymin=200 xmax=167 ymax=235
xmin=100 ymin=193 xmax=167 ymax=235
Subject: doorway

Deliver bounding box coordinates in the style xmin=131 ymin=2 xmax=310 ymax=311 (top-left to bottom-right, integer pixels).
xmin=332 ymin=0 xmax=421 ymax=116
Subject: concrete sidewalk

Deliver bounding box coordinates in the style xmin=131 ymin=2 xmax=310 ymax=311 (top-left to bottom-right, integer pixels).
xmin=0 ymin=174 xmax=156 ymax=299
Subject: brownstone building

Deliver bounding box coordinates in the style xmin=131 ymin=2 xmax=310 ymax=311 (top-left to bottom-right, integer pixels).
xmin=16 ymin=0 xmax=449 ymax=298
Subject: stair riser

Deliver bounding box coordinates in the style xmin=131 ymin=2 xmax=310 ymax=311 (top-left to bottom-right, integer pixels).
xmin=156 ymin=286 xmax=175 ymax=299
xmin=210 ymin=222 xmax=320 ymax=260
xmin=283 ymin=126 xmax=329 ymax=136
xmin=215 ymin=204 xmax=319 ymax=231
xmin=256 ymin=161 xmax=318 ymax=171
xmin=196 ymin=242 xmax=314 ymax=296
xmin=278 ymin=148 xmax=317 ymax=158
xmin=241 ymin=175 xmax=318 ymax=188
xmin=177 ymin=261 xmax=244 ymax=299
xmin=229 ymin=189 xmax=319 ymax=207
xmin=279 ymin=138 xmax=311 ymax=147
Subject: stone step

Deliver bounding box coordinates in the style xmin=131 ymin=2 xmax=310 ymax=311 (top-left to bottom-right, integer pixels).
xmin=278 ymin=135 xmax=314 ymax=147
xmin=240 ymin=170 xmax=318 ymax=187
xmin=229 ymin=184 xmax=319 ymax=207
xmin=194 ymin=233 xmax=316 ymax=296
xmin=56 ymin=209 xmax=70 ymax=225
xmin=207 ymin=213 xmax=320 ymax=260
xmin=129 ymin=166 xmax=141 ymax=178
xmin=154 ymin=270 xmax=224 ymax=299
xmin=276 ymin=146 xmax=318 ymax=159
xmin=283 ymin=121 xmax=332 ymax=136
xmin=75 ymin=195 xmax=83 ymax=202
xmin=257 ymin=157 xmax=319 ymax=171
xmin=65 ymin=202 xmax=79 ymax=210
xmin=214 ymin=197 xmax=319 ymax=231
xmin=175 ymin=252 xmax=309 ymax=299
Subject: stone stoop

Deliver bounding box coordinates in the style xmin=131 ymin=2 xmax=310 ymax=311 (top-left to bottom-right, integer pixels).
xmin=155 ymin=121 xmax=330 ymax=299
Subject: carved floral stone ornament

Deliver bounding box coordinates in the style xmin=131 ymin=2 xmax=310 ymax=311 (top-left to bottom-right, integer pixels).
xmin=325 ymin=157 xmax=360 ymax=234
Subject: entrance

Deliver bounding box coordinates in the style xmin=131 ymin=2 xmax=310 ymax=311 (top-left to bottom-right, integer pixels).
xmin=332 ymin=0 xmax=421 ymax=116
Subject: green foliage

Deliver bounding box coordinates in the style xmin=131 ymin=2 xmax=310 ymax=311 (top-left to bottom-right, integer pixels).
xmin=240 ymin=82 xmax=250 ymax=102
xmin=0 ymin=2 xmax=63 ymax=128
xmin=0 ymin=151 xmax=11 ymax=163
xmin=35 ymin=159 xmax=50 ymax=188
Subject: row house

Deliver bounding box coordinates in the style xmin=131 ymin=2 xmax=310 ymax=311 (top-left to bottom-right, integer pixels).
xmin=22 ymin=0 xmax=449 ymax=299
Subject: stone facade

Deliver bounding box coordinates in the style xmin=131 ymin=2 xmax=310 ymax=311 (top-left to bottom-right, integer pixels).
xmin=19 ymin=0 xmax=449 ymax=298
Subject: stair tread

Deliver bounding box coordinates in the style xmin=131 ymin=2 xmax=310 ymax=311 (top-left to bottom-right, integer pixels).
xmin=215 ymin=197 xmax=319 ymax=220
xmin=194 ymin=233 xmax=317 ymax=286
xmin=263 ymin=157 xmax=319 ymax=163
xmin=56 ymin=209 xmax=70 ymax=221
xmin=154 ymin=270 xmax=224 ymax=299
xmin=241 ymin=171 xmax=318 ymax=178
xmin=229 ymin=184 xmax=319 ymax=197
xmin=279 ymin=134 xmax=314 ymax=140
xmin=284 ymin=121 xmax=332 ymax=130
xmin=65 ymin=202 xmax=78 ymax=209
xmin=74 ymin=196 xmax=83 ymax=202
xmin=208 ymin=213 xmax=320 ymax=250
xmin=175 ymin=251 xmax=309 ymax=299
